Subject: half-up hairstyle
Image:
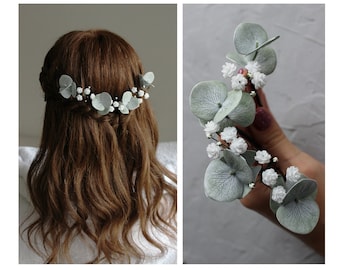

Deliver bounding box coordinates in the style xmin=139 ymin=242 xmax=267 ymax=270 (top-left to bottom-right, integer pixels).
xmin=23 ymin=30 xmax=177 ymax=263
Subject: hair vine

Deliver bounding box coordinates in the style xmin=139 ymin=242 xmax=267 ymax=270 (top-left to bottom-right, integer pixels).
xmin=58 ymin=72 xmax=155 ymax=115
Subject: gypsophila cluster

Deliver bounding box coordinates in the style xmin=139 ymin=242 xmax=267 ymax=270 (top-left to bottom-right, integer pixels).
xmin=205 ymin=125 xmax=248 ymax=159
xmin=222 ymin=58 xmax=267 ymax=92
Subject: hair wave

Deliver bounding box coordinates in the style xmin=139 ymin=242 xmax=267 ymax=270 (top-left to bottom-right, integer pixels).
xmin=22 ymin=30 xmax=177 ymax=263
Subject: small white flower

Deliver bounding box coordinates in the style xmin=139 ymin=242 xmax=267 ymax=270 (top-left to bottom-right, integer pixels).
xmin=204 ymin=121 xmax=220 ymax=138
xmin=249 ymin=182 xmax=255 ymax=189
xmin=271 ymin=186 xmax=286 ymax=203
xmin=220 ymin=126 xmax=237 ymax=143
xmin=273 ymin=157 xmax=279 ymax=162
xmin=76 ymin=94 xmax=83 ymax=101
xmin=221 ymin=62 xmax=237 ymax=78
xmin=286 ymin=166 xmax=301 ymax=183
xmin=245 ymin=61 xmax=261 ymax=74
xmin=84 ymin=87 xmax=91 ymax=95
xmin=206 ymin=143 xmax=221 ymax=159
xmin=254 ymin=150 xmax=272 ymax=164
xmin=250 ymin=91 xmax=256 ymax=97
xmin=230 ymin=137 xmax=248 ymax=155
xmin=251 ymin=72 xmax=266 ymax=90
xmin=262 ymin=168 xmax=278 ymax=187
xmin=231 ymin=74 xmax=248 ymax=91
xmin=138 ymin=90 xmax=145 ymax=97
xmin=76 ymin=87 xmax=83 ymax=94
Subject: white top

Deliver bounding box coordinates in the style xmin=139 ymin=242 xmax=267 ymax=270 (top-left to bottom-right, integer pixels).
xmin=19 ymin=142 xmax=177 ymax=264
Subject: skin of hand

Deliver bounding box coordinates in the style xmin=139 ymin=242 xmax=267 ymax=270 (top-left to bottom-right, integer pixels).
xmin=239 ymin=89 xmax=325 ymax=256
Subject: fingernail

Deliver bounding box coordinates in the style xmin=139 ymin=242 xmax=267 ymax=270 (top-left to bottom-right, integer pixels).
xmin=253 ymin=108 xmax=272 ymax=131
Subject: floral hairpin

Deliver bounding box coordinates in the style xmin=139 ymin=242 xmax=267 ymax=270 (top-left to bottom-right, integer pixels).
xmin=189 ymin=23 xmax=320 ymax=234
xmin=58 ymin=72 xmax=154 ymax=115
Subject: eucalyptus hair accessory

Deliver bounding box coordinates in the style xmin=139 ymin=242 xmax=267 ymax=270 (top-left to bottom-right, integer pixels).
xmin=189 ymin=23 xmax=320 ymax=234
xmin=59 ymin=72 xmax=154 ymax=115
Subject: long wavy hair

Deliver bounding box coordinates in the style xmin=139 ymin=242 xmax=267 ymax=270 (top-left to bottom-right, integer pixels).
xmin=22 ymin=30 xmax=177 ymax=263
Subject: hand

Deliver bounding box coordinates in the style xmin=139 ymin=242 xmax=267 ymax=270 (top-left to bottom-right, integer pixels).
xmin=239 ymin=89 xmax=325 ymax=256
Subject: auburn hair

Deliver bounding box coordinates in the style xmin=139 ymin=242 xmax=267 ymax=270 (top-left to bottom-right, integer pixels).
xmin=22 ymin=30 xmax=177 ymax=263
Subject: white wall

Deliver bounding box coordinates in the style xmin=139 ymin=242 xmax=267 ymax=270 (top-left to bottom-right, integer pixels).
xmin=19 ymin=4 xmax=177 ymax=146
xmin=183 ymin=4 xmax=324 ymax=263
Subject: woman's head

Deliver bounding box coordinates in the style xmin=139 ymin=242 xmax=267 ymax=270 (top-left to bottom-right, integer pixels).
xmin=41 ymin=30 xmax=143 ymax=101
xmin=24 ymin=30 xmax=177 ymax=263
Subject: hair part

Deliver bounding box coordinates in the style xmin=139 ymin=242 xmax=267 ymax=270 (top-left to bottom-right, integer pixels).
xmin=22 ymin=29 xmax=177 ymax=263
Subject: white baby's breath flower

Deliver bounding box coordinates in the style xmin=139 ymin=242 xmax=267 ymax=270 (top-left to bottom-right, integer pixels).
xmin=271 ymin=185 xmax=286 ymax=203
xmin=245 ymin=61 xmax=261 ymax=74
xmin=231 ymin=74 xmax=248 ymax=91
xmin=254 ymin=150 xmax=272 ymax=164
xmin=230 ymin=137 xmax=248 ymax=155
xmin=262 ymin=168 xmax=278 ymax=187
xmin=251 ymin=71 xmax=266 ymax=89
xmin=220 ymin=126 xmax=237 ymax=143
xmin=206 ymin=143 xmax=221 ymax=159
xmin=222 ymin=62 xmax=237 ymax=78
xmin=204 ymin=121 xmax=220 ymax=138
xmin=286 ymin=166 xmax=301 ymax=183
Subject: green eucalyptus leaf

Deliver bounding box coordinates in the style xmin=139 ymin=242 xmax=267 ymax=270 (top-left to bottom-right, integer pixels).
xmin=246 ymin=35 xmax=280 ymax=55
xmin=198 ymin=118 xmax=207 ymax=128
xmin=222 ymin=150 xmax=253 ymax=185
xmin=270 ymin=197 xmax=281 ymax=214
xmin=241 ymin=184 xmax=252 ymax=198
xmin=246 ymin=46 xmax=277 ymax=75
xmin=283 ymin=179 xmax=318 ymax=204
xmin=251 ymin=165 xmax=262 ymax=181
xmin=276 ymin=197 xmax=320 ymax=234
xmin=217 ymin=118 xmax=235 ymax=130
xmin=234 ymin=23 xmax=268 ymax=55
xmin=227 ymin=92 xmax=256 ymax=127
xmin=213 ymin=90 xmax=242 ymax=123
xmin=204 ymin=158 xmax=244 ymax=202
xmin=241 ymin=150 xmax=256 ymax=166
xmin=190 ymin=81 xmax=228 ymax=121
xmin=226 ymin=52 xmax=247 ymax=66
xmin=276 ymin=175 xmax=285 ymax=187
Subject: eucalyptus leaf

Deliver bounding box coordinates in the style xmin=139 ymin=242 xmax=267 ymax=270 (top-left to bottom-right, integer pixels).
xmin=270 ymin=197 xmax=281 ymax=214
xmin=217 ymin=117 xmax=235 ymax=130
xmin=241 ymin=184 xmax=252 ymax=198
xmin=251 ymin=165 xmax=262 ymax=181
xmin=283 ymin=179 xmax=318 ymax=204
xmin=245 ymin=46 xmax=277 ymax=75
xmin=241 ymin=150 xmax=256 ymax=166
xmin=126 ymin=96 xmax=140 ymax=110
xmin=59 ymin=74 xmax=77 ymax=98
xmin=204 ymin=158 xmax=245 ymax=202
xmin=222 ymin=150 xmax=253 ymax=185
xmin=234 ymin=23 xmax=268 ymax=55
xmin=275 ymin=175 xmax=285 ymax=187
xmin=276 ymin=197 xmax=320 ymax=234
xmin=227 ymin=92 xmax=256 ymax=127
xmin=213 ymin=90 xmax=242 ymax=123
xmin=91 ymin=92 xmax=113 ymax=115
xmin=190 ymin=81 xmax=228 ymax=121
xmin=226 ymin=51 xmax=247 ymax=66
xmin=246 ymin=35 xmax=280 ymax=55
